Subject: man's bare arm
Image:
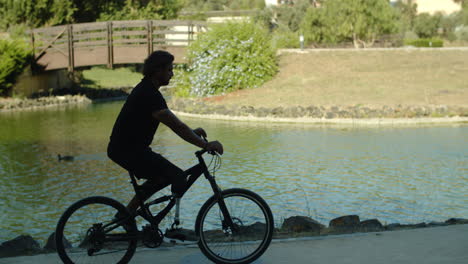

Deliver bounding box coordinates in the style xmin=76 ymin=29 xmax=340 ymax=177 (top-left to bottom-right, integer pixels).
xmin=153 ymin=109 xmax=223 ymax=154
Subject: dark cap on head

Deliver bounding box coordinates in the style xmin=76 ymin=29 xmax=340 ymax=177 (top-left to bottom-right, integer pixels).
xmin=143 ymin=50 xmax=174 ymax=77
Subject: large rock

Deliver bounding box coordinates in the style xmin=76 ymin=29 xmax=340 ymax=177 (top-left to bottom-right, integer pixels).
xmin=165 ymin=228 xmax=198 ymax=241
xmin=44 ymin=232 xmax=72 ymax=252
xmin=329 ymin=215 xmax=361 ymax=228
xmin=445 ymin=218 xmax=468 ymax=225
xmin=0 ymin=235 xmax=41 ymax=258
xmin=359 ymin=219 xmax=384 ymax=232
xmin=281 ymin=216 xmax=325 ymax=233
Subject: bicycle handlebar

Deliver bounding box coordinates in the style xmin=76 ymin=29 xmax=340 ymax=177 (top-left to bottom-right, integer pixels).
xmin=197 ymin=135 xmax=217 ymax=156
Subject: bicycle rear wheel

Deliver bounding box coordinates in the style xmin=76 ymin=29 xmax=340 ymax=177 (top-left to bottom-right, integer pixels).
xmin=55 ymin=196 xmax=138 ymax=264
xmin=196 ymin=188 xmax=274 ymax=264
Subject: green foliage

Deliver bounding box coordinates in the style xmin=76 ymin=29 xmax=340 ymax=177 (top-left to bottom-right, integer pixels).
xmin=181 ymin=0 xmax=264 ymax=12
xmin=455 ymin=26 xmax=468 ymax=41
xmin=0 ymin=0 xmax=181 ymax=30
xmin=48 ymin=0 xmax=76 ymax=25
xmin=99 ymin=0 xmax=181 ymax=21
xmin=171 ymin=65 xmax=192 ymax=97
xmin=272 ymin=0 xmax=310 ymax=32
xmin=300 ymin=6 xmax=328 ymax=44
xmin=184 ymin=21 xmax=277 ymax=97
xmin=413 ymin=13 xmax=442 ymax=38
xmin=404 ymin=38 xmax=443 ymax=47
xmin=80 ymin=66 xmax=143 ymax=89
xmin=454 ymin=0 xmax=468 ymax=10
xmin=393 ymin=0 xmax=418 ymax=32
xmin=325 ymin=0 xmax=399 ymax=47
xmin=181 ymin=0 xmax=228 ymax=11
xmin=228 ymin=0 xmax=264 ymax=10
xmin=0 ymin=0 xmax=77 ymax=30
xmin=0 ymin=39 xmax=32 ymax=96
xmin=7 ymin=24 xmax=31 ymax=40
xmin=300 ymin=0 xmax=399 ymax=47
xmin=0 ymin=0 xmax=54 ymax=30
xmin=271 ymin=25 xmax=301 ymax=49
xmin=457 ymin=8 xmax=468 ymax=26
xmin=440 ymin=13 xmax=460 ymax=41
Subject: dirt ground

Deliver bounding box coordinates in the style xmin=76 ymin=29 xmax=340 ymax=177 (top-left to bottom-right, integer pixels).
xmin=204 ymin=49 xmax=468 ymax=108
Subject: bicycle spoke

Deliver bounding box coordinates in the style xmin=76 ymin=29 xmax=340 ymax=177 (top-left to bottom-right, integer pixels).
xmin=198 ymin=189 xmax=273 ymax=263
xmin=56 ymin=197 xmax=137 ymax=264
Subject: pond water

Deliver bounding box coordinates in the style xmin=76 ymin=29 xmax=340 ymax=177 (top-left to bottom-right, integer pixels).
xmin=0 ymin=101 xmax=467 ymax=244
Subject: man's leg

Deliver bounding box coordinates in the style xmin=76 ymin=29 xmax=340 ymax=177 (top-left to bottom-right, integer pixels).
xmin=126 ymin=178 xmax=170 ymax=213
xmin=128 ymin=151 xmax=184 ymax=213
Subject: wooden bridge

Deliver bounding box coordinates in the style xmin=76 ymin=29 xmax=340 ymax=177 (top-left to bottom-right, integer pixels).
xmin=31 ymin=20 xmax=207 ymax=72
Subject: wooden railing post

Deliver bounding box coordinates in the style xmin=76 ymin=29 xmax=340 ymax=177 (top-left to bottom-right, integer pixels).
xmin=107 ymin=21 xmax=114 ymax=69
xmin=67 ymin=24 xmax=75 ymax=72
xmin=147 ymin=20 xmax=153 ymax=56
xmin=188 ymin=21 xmax=193 ymax=45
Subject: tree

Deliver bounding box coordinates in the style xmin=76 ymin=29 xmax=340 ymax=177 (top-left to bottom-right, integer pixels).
xmin=413 ymin=12 xmax=442 ymax=38
xmin=393 ymin=0 xmax=418 ymax=31
xmin=0 ymin=0 xmax=55 ymax=29
xmin=301 ymin=0 xmax=399 ymax=48
xmin=300 ymin=6 xmax=328 ymax=44
xmin=453 ymin=0 xmax=468 ymax=9
xmin=181 ymin=0 xmax=265 ymax=11
xmin=99 ymin=0 xmax=182 ymax=21
xmin=272 ymin=0 xmax=310 ymax=32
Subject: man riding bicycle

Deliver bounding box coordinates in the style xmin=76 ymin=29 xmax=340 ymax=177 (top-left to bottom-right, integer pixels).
xmin=107 ymin=50 xmax=224 ymax=215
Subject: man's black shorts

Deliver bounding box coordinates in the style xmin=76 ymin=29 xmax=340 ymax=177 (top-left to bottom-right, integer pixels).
xmin=107 ymin=145 xmax=184 ymax=199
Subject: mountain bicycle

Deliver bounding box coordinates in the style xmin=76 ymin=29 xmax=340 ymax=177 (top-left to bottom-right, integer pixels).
xmin=55 ymin=146 xmax=274 ymax=264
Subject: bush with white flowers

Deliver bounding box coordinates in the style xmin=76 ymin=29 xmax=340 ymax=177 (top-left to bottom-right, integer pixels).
xmin=184 ymin=21 xmax=277 ymax=97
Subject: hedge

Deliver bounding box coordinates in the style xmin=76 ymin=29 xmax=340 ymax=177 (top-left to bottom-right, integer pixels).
xmin=0 ymin=39 xmax=32 ymax=96
xmin=404 ymin=38 xmax=444 ymax=48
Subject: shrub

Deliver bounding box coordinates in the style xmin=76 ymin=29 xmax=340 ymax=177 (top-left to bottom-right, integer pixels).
xmin=455 ymin=26 xmax=468 ymax=41
xmin=413 ymin=13 xmax=442 ymax=38
xmin=0 ymin=39 xmax=32 ymax=96
xmin=185 ymin=21 xmax=277 ymax=97
xmin=272 ymin=0 xmax=310 ymax=32
xmin=271 ymin=25 xmax=301 ymax=49
xmin=171 ymin=64 xmax=192 ymax=98
xmin=404 ymin=38 xmax=444 ymax=47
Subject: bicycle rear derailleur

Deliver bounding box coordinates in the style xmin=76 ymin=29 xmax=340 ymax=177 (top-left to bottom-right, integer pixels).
xmin=141 ymin=224 xmax=164 ymax=248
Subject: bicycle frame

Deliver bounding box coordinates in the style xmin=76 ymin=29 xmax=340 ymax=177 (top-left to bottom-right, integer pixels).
xmin=125 ymin=149 xmax=236 ymax=231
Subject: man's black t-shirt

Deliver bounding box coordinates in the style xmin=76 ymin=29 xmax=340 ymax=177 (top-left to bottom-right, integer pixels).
xmin=108 ymin=78 xmax=168 ymax=170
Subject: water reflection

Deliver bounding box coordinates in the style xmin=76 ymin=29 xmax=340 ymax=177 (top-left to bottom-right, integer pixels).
xmin=0 ymin=101 xmax=467 ymax=244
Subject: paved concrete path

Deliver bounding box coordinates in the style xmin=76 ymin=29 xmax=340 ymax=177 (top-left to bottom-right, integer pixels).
xmin=1 ymin=224 xmax=467 ymax=264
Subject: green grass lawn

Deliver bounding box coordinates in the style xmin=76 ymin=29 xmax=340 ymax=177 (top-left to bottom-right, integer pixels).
xmin=80 ymin=66 xmax=143 ymax=89
xmin=205 ymin=49 xmax=468 ymax=108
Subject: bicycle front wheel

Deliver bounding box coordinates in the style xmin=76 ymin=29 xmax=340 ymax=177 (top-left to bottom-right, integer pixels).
xmin=196 ymin=188 xmax=274 ymax=264
xmin=55 ymin=196 xmax=138 ymax=264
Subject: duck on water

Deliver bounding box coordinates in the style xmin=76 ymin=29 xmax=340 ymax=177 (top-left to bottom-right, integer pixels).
xmin=57 ymin=154 xmax=74 ymax=161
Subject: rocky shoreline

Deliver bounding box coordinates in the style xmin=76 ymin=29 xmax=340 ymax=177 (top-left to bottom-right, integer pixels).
xmin=0 ymin=95 xmax=91 ymax=111
xmin=0 ymin=87 xmax=130 ymax=112
xmin=2 ymin=93 xmax=467 ymax=123
xmin=1 ymin=215 xmax=466 ymax=258
xmin=169 ymin=98 xmax=468 ymax=120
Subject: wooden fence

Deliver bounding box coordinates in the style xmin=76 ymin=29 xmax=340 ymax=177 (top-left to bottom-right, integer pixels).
xmin=31 ymin=20 xmax=208 ymax=71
